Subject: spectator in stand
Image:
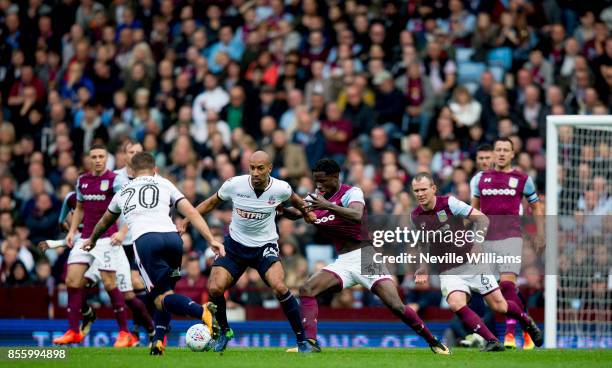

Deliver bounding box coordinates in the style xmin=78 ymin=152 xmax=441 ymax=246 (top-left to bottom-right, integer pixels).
xmin=264 ymin=129 xmax=309 ymax=184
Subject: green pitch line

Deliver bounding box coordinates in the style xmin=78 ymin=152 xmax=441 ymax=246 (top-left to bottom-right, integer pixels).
xmin=3 ymin=348 xmax=611 ymax=368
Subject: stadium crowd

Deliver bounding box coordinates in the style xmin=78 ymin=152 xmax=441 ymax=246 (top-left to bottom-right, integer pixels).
xmin=0 ymin=0 xmax=610 ymax=316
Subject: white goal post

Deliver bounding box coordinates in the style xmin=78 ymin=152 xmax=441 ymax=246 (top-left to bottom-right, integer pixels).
xmin=545 ymin=115 xmax=612 ymax=349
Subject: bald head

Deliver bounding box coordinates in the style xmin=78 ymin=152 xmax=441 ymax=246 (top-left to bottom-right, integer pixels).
xmin=249 ymin=150 xmax=271 ymax=166
xmin=249 ymin=151 xmax=272 ymax=189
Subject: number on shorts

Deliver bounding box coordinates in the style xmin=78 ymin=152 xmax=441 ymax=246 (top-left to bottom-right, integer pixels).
xmin=117 ymin=274 xmax=126 ymax=289
xmin=104 ymin=251 xmax=111 ymax=264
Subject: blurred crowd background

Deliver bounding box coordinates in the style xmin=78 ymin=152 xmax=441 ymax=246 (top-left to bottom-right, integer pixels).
xmin=0 ymin=0 xmax=610 ymax=316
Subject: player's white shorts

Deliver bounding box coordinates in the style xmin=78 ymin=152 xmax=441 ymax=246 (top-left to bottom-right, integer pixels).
xmin=483 ymin=237 xmax=523 ymax=276
xmin=68 ymin=237 xmax=120 ymax=272
xmin=323 ymin=248 xmax=393 ymax=290
xmin=84 ymin=245 xmax=133 ymax=292
xmin=440 ymin=262 xmax=499 ymax=299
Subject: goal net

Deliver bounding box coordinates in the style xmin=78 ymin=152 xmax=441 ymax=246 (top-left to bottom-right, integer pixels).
xmin=545 ymin=115 xmax=612 ymax=348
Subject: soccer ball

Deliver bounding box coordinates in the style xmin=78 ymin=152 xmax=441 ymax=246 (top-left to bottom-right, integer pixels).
xmin=186 ymin=323 xmax=213 ymax=352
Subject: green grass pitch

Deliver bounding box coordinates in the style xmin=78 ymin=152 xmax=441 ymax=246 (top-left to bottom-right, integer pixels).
xmin=3 ymin=348 xmax=611 ymax=368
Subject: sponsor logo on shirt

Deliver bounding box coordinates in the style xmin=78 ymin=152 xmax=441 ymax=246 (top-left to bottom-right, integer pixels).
xmin=82 ymin=194 xmax=107 ymax=201
xmin=481 ymin=188 xmax=517 ymax=196
xmin=237 ymin=193 xmax=251 ymax=198
xmin=236 ymin=208 xmax=271 ymax=220
xmin=314 ymin=214 xmax=335 ymax=224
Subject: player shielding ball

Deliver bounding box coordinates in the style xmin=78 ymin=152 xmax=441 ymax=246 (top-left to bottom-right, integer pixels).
xmin=191 ymin=151 xmax=315 ymax=353
xmin=81 ymin=152 xmax=225 ymax=355
xmin=284 ymin=159 xmax=450 ymax=354
xmin=53 ymin=144 xmax=134 ymax=347
xmin=411 ymin=172 xmax=543 ymax=352
xmin=40 ymin=187 xmax=153 ymax=343
xmin=471 ymin=138 xmax=544 ymax=349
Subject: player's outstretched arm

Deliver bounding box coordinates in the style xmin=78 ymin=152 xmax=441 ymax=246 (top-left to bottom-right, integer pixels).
xmin=289 ymin=192 xmax=316 ymax=223
xmin=305 ymin=193 xmax=364 ymax=223
xmin=177 ymin=199 xmax=226 ymax=256
xmin=82 ymin=210 xmax=120 ymax=251
xmin=279 ymin=206 xmax=304 ymax=220
xmin=195 ymin=193 xmax=223 ymax=216
xmin=66 ymin=201 xmax=84 ymax=247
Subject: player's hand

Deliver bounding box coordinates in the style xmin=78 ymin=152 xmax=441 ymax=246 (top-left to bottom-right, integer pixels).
xmin=65 ymin=231 xmax=75 ymax=248
xmin=110 ymin=231 xmax=125 ymax=246
xmin=176 ymin=218 xmax=189 ymax=235
xmin=208 ymin=239 xmax=226 ymax=257
xmin=81 ymin=239 xmax=96 ymax=252
xmin=414 ymin=268 xmax=429 ymax=286
xmin=304 ymin=193 xmax=332 ymax=211
xmin=38 ymin=241 xmax=49 ymax=252
xmin=304 ymin=211 xmax=317 ymax=224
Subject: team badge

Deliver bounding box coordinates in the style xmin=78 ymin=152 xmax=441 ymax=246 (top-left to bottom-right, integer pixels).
xmin=508 ymin=177 xmax=518 ymax=188
xmin=267 ymin=196 xmax=276 ymax=205
xmin=436 ymin=210 xmax=448 ymax=223
xmin=100 ymin=180 xmax=109 ymax=191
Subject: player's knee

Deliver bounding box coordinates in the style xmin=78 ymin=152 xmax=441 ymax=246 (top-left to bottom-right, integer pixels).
xmin=101 ymin=275 xmax=116 ymax=291
xmin=270 ymin=280 xmax=288 ymax=296
xmin=132 ymin=277 xmax=144 ymax=290
xmin=154 ymin=295 xmax=165 ymax=311
xmin=447 ymin=298 xmax=466 ymax=312
xmin=208 ymin=281 xmax=225 ymax=297
xmin=65 ymin=275 xmax=81 ymax=288
xmin=492 ymin=299 xmax=508 ymax=314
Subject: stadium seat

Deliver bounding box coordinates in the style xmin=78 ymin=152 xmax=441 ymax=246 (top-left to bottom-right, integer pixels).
xmin=457 ymin=62 xmax=487 ymax=85
xmin=305 ymin=244 xmax=335 ymax=272
xmin=455 ymin=47 xmax=475 ymax=63
xmin=487 ymin=47 xmax=513 ymax=71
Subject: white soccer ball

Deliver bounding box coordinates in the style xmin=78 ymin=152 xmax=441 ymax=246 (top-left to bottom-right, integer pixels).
xmin=186 ymin=323 xmax=213 ymax=352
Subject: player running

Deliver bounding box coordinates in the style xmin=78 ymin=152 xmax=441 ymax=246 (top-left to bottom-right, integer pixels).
xmin=41 ymin=141 xmax=155 ymax=344
xmin=52 ymin=144 xmax=134 ymax=347
xmin=190 ymin=151 xmax=316 ymax=353
xmin=81 ymin=152 xmax=224 ymax=356
xmin=411 ymin=172 xmax=543 ymax=352
xmin=284 ymin=159 xmax=450 ymax=354
xmin=471 ymin=138 xmax=544 ymax=349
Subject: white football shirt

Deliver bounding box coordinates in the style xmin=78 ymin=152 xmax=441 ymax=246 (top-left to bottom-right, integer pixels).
xmin=108 ymin=175 xmax=185 ymax=241
xmin=218 ymin=175 xmax=292 ymax=247
xmin=113 ymin=167 xmax=135 ymax=244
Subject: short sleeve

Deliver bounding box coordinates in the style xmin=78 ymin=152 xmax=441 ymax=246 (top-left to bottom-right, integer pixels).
xmin=108 ymin=192 xmax=121 ymax=214
xmin=448 ymin=196 xmax=474 ymax=217
xmin=523 ymin=176 xmax=539 ymax=203
xmin=470 ymin=172 xmax=482 ymax=198
xmin=76 ymin=177 xmax=83 ymax=201
xmin=166 ymin=179 xmax=186 ymax=206
xmin=341 ymin=187 xmax=365 ymax=207
xmin=58 ymin=192 xmax=75 ymax=224
xmin=217 ymin=178 xmax=234 ymax=201
xmin=280 ymin=180 xmax=292 ymax=202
